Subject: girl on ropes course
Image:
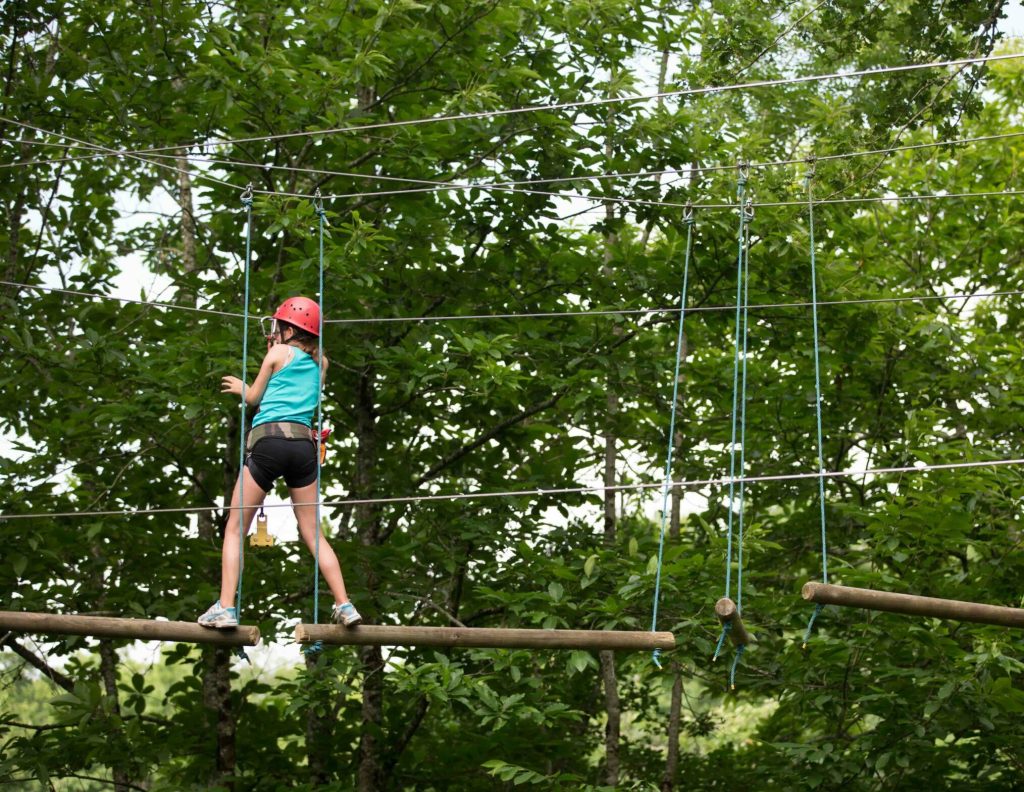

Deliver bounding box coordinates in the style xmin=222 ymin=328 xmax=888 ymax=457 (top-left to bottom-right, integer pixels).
xmin=198 ymin=296 xmax=361 ymax=630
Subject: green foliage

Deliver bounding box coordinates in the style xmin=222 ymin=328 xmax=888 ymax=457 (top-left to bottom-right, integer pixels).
xmin=2 ymin=0 xmax=1023 ymax=789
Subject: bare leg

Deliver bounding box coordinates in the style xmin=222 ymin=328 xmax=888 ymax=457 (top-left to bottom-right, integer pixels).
xmin=219 ymin=466 xmax=268 ymax=609
xmin=290 ymin=480 xmax=350 ymax=605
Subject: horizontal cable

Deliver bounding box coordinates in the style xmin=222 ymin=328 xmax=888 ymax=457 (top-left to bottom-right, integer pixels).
xmin=5 ymin=130 xmax=1022 ymax=200
xmin=4 ymin=118 xmax=1022 ymax=214
xmin=0 ymin=116 xmax=245 ymax=195
xmin=5 ymin=279 xmax=1020 ymax=326
xmin=55 ymin=52 xmax=1024 ymax=156
xmin=0 ymin=281 xmax=241 ymax=318
xmin=2 ymin=457 xmax=1021 ymax=522
xmin=173 ymin=185 xmax=1024 ymax=212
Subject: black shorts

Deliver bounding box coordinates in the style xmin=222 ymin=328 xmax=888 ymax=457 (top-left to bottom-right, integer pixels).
xmin=245 ymin=437 xmax=317 ymax=491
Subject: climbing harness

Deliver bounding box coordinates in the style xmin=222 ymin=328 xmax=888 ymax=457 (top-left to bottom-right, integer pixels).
xmin=802 ymin=160 xmax=829 ymax=648
xmin=649 ymin=202 xmax=695 ymax=668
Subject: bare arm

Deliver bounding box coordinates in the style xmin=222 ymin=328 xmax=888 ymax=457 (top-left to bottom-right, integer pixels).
xmin=221 ymin=345 xmax=288 ymax=407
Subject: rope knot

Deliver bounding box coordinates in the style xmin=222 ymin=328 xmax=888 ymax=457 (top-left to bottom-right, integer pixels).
xmin=683 ymin=201 xmax=695 ymax=226
xmin=304 ymin=640 xmax=324 ymax=657
xmin=313 ymin=188 xmax=326 ymax=220
xmin=241 ymin=182 xmax=254 ymax=208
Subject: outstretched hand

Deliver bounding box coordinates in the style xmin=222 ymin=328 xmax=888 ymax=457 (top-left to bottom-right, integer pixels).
xmin=221 ymin=375 xmax=244 ymax=397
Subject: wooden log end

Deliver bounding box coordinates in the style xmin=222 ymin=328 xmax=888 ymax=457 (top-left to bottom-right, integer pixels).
xmin=715 ymin=597 xmax=738 ymax=620
xmin=802 ymin=581 xmax=824 ymax=602
xmin=713 ymin=598 xmax=753 ymax=646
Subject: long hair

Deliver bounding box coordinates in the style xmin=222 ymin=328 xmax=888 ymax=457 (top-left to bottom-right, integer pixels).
xmin=279 ymin=320 xmax=322 ymax=364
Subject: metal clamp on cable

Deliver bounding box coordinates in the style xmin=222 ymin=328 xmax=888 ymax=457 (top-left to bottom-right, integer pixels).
xmin=737 ymin=161 xmax=750 ymax=188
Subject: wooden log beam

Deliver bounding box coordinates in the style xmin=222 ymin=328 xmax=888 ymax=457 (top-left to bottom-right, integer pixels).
xmin=0 ymin=611 xmax=261 ymax=646
xmin=295 ymin=624 xmax=675 ymax=651
xmin=801 ymin=583 xmax=1024 ymax=629
xmin=714 ymin=597 xmax=752 ymax=646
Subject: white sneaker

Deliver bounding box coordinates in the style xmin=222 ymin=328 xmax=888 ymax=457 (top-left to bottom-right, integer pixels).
xmin=332 ymin=602 xmax=362 ymax=626
xmin=197 ymin=600 xmax=239 ymax=628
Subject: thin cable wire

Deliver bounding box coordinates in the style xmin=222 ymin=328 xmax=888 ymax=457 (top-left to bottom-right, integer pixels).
xmin=37 ymin=52 xmax=1024 ymax=156
xmin=7 ymin=129 xmax=1021 ymax=198
xmin=2 ymin=457 xmax=1022 ymax=522
xmin=649 ymin=204 xmax=694 ymax=667
xmin=0 ymin=116 xmax=244 ymax=195
xmin=0 ymin=280 xmax=243 ymax=318
xmin=3 ymin=116 xmax=1023 ymax=212
xmin=5 ymin=279 xmax=1021 ymax=327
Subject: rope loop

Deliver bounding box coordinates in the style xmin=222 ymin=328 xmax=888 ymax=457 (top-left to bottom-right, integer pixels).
xmin=304 ymin=641 xmax=324 ymax=656
xmin=729 ymin=643 xmax=746 ymax=690
xmin=241 ymin=182 xmax=254 ymax=207
xmin=802 ymin=603 xmax=825 ymax=649
xmin=712 ymin=621 xmax=732 ymax=661
xmin=743 ymin=198 xmax=755 ymax=224
xmin=313 ymin=187 xmax=326 ymax=219
xmin=683 ymin=200 xmax=695 ymax=226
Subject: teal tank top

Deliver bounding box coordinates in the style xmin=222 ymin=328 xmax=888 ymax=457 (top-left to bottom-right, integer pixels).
xmin=252 ymin=347 xmax=320 ymax=428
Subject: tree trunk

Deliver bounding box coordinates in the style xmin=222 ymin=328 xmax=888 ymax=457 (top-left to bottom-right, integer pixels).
xmin=603 ymin=391 xmax=618 ymax=541
xmin=203 ymin=646 xmax=236 ymax=781
xmin=355 ymin=365 xmax=384 ymax=791
xmin=98 ymin=641 xmax=131 ymax=792
xmin=600 ymin=650 xmax=621 ymax=786
xmin=177 ymin=158 xmax=238 ymax=788
xmin=600 ymin=79 xmax=622 ymax=787
xmin=305 ymin=652 xmax=331 ymax=786
xmin=661 ymin=669 xmax=683 ymax=791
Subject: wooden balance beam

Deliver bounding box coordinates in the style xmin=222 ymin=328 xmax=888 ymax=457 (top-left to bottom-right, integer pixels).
xmin=801 ymin=583 xmax=1024 ymax=629
xmin=715 ymin=597 xmax=752 ymax=646
xmin=0 ymin=611 xmax=261 ymax=646
xmin=295 ymin=623 xmax=675 ymax=651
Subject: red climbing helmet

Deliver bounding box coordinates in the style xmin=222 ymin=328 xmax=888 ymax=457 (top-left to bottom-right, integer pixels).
xmin=272 ymin=296 xmax=321 ymax=336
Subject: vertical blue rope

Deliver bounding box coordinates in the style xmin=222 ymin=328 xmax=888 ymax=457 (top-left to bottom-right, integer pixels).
xmin=650 ymin=205 xmax=695 ymax=668
xmin=714 ymin=170 xmax=752 ymax=683
xmin=803 ymin=162 xmax=829 ymax=647
xmin=737 ymin=202 xmax=753 ymax=616
xmin=723 ymin=171 xmax=748 ymax=604
xmin=236 ymin=184 xmax=254 ymax=620
xmin=306 ymin=190 xmax=327 ymax=656
xmin=729 ymin=644 xmax=746 ymax=691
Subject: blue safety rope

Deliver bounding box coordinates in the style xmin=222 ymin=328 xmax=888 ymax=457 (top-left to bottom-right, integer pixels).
xmin=305 ymin=189 xmax=328 ymax=657
xmin=729 ymin=644 xmax=746 ymax=691
xmin=232 ymin=184 xmax=255 ymax=664
xmin=715 ymin=168 xmax=751 ymax=665
xmin=712 ymin=620 xmax=731 ymax=661
xmin=650 ymin=203 xmax=695 ymax=669
xmin=737 ymin=199 xmax=753 ymax=618
xmin=803 ymin=161 xmax=829 ymax=648
xmin=236 ymin=183 xmax=254 ymax=621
